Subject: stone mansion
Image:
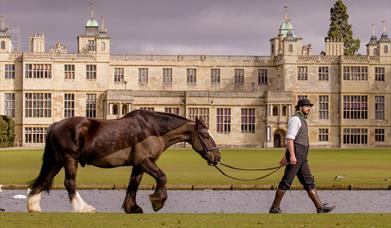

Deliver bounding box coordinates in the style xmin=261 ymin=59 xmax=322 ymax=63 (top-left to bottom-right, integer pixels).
xmin=0 ymin=9 xmax=390 ymax=148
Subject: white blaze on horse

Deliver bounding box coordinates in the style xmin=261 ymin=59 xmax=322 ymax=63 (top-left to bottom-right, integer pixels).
xmin=27 ymin=110 xmax=220 ymax=213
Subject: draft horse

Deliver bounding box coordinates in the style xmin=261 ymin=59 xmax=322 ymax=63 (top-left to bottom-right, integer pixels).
xmin=27 ymin=110 xmax=221 ymax=213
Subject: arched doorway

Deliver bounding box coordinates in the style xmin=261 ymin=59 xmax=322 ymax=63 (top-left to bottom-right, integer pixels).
xmin=273 ymin=129 xmax=286 ymax=148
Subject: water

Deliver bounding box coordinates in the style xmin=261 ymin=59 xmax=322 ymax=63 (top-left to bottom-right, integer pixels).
xmin=1 ymin=189 xmax=390 ymax=213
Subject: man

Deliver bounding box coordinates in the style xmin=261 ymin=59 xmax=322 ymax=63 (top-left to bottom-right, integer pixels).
xmin=269 ymin=98 xmax=336 ymax=213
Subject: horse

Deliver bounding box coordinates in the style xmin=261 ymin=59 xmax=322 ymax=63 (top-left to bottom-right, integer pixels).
xmin=27 ymin=109 xmax=221 ymax=213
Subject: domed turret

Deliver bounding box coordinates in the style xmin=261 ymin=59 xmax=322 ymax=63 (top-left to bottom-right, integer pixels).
xmin=86 ymin=19 xmax=99 ymax=28
xmin=279 ymin=6 xmax=296 ymax=38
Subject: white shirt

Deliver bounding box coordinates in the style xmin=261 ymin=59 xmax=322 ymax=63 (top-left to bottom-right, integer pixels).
xmin=286 ymin=116 xmax=302 ymax=141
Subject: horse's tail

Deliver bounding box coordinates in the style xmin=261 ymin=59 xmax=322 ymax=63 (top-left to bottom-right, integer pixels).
xmin=28 ymin=124 xmax=62 ymax=193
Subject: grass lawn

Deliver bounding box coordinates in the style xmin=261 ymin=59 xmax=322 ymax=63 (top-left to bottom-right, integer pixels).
xmin=0 ymin=148 xmax=390 ymax=189
xmin=1 ymin=213 xmax=390 ymax=228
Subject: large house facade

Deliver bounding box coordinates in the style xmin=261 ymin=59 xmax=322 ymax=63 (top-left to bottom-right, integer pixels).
xmin=0 ymin=9 xmax=390 ymax=148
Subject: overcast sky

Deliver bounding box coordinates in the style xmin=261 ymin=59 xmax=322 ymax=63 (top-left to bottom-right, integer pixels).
xmin=1 ymin=0 xmax=390 ymax=55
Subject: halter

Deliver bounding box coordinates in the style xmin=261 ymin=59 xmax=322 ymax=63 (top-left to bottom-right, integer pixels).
xmin=197 ymin=131 xmax=219 ymax=160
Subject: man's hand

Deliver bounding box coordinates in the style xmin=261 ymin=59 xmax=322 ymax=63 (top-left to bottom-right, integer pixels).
xmin=289 ymin=155 xmax=298 ymax=165
xmin=279 ymin=156 xmax=288 ymax=166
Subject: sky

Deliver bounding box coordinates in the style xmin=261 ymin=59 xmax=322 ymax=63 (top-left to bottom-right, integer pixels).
xmin=1 ymin=0 xmax=390 ymax=55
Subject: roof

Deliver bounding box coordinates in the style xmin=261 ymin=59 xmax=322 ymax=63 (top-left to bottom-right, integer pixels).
xmin=86 ymin=19 xmax=99 ymax=27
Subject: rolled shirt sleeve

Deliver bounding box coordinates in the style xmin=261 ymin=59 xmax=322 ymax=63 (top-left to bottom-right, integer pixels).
xmin=286 ymin=116 xmax=301 ymax=140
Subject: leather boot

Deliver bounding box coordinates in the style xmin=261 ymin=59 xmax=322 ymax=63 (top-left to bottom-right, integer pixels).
xmin=269 ymin=189 xmax=285 ymax=213
xmin=307 ymin=189 xmax=335 ymax=213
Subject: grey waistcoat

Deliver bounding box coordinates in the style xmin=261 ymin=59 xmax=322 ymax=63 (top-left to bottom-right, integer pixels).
xmin=293 ymin=112 xmax=309 ymax=147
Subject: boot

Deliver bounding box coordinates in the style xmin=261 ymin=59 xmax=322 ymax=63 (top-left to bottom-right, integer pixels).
xmin=269 ymin=189 xmax=285 ymax=213
xmin=307 ymin=189 xmax=335 ymax=213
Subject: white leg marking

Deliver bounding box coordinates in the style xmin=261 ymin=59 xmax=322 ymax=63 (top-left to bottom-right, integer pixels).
xmin=27 ymin=193 xmax=42 ymax=212
xmin=71 ymin=192 xmax=96 ymax=213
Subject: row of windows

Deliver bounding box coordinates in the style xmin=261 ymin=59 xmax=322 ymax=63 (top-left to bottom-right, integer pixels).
xmin=3 ymin=93 xmax=386 ymax=121
xmin=318 ymin=128 xmax=385 ymax=144
xmin=287 ymin=95 xmax=384 ymax=120
xmin=22 ymin=126 xmax=386 ymax=144
xmin=296 ymin=66 xmax=385 ymax=81
xmin=3 ymin=64 xmax=387 ymax=83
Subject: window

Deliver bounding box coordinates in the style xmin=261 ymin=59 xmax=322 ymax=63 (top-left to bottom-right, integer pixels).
xmin=343 ymin=95 xmax=367 ymax=119
xmin=4 ymin=93 xmax=15 ymax=117
xmin=25 ymin=64 xmax=52 ymax=79
xmin=343 ymin=128 xmax=368 ymax=145
xmin=64 ymin=93 xmax=74 ymax=118
xmin=343 ymin=66 xmax=368 ymax=80
xmin=318 ymin=128 xmax=329 ymax=142
xmin=64 ymin=64 xmax=75 ymax=79
xmin=217 ymin=108 xmax=231 ymax=133
xmin=1 ymin=41 xmax=5 ymax=49
xmin=86 ymin=94 xmax=96 ymax=118
xmin=114 ymin=68 xmax=124 ymax=82
xmin=289 ymin=44 xmax=293 ymax=52
xmin=188 ymin=108 xmax=209 ymax=127
xmin=241 ymin=108 xmax=255 ymax=133
xmin=318 ymin=66 xmax=329 ymax=81
xmin=163 ymin=68 xmax=172 ymax=84
xmin=122 ymin=104 xmax=128 ymax=115
xmin=234 ymin=69 xmax=244 ymax=85
xmin=25 ymin=93 xmax=51 ymax=118
xmin=139 ymin=107 xmax=154 ymax=111
xmin=385 ymin=45 xmax=389 ymax=54
xmin=375 ymin=96 xmax=385 ymax=120
xmin=138 ymin=68 xmax=148 ymax=84
xmin=375 ymin=129 xmax=385 ymax=142
xmin=211 ymin=69 xmax=220 ymax=84
xmin=258 ymin=69 xmax=268 ymax=85
xmin=297 ymin=66 xmax=308 ymax=80
xmin=282 ymin=106 xmax=287 ymax=116
xmin=319 ymin=95 xmax=329 ymax=119
xmin=298 ymin=95 xmax=308 ymax=101
xmin=5 ymin=64 xmax=15 ymax=79
xmin=88 ymin=40 xmax=96 ymax=52
xmin=165 ymin=107 xmax=180 ymax=115
xmin=24 ymin=127 xmax=48 ymax=144
xmin=374 ymin=48 xmax=378 ymax=56
xmin=86 ymin=65 xmax=96 ymax=80
xmin=101 ymin=42 xmax=105 ymax=51
xmin=375 ymin=67 xmax=385 ymax=81
xmin=272 ymin=106 xmax=279 ymax=116
xmin=187 ymin=68 xmax=196 ymax=84
xmin=112 ymin=104 xmax=118 ymax=115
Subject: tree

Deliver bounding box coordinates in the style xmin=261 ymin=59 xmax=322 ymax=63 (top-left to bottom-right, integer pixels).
xmin=327 ymin=0 xmax=360 ymax=55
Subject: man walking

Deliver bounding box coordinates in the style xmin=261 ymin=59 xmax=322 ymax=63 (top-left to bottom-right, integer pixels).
xmin=269 ymin=99 xmax=336 ymax=213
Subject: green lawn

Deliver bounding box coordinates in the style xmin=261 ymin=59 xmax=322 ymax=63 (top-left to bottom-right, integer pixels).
xmin=1 ymin=213 xmax=390 ymax=228
xmin=0 ymin=148 xmax=390 ymax=189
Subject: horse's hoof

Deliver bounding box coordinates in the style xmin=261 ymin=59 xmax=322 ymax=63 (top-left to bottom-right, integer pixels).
xmin=149 ymin=196 xmax=165 ymax=212
xmin=27 ymin=208 xmax=42 ymax=213
xmin=127 ymin=205 xmax=143 ymax=214
xmin=78 ymin=205 xmax=96 ymax=213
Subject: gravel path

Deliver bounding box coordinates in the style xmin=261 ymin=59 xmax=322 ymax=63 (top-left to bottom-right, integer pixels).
xmin=1 ymin=190 xmax=390 ymax=213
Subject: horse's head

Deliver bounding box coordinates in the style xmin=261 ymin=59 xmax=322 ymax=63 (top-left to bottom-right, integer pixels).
xmin=191 ymin=117 xmax=221 ymax=166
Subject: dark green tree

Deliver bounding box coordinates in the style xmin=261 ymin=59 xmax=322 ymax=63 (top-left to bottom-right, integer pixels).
xmin=327 ymin=0 xmax=360 ymax=55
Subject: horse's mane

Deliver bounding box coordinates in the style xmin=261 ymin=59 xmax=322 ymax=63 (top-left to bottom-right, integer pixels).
xmin=122 ymin=109 xmax=190 ymax=122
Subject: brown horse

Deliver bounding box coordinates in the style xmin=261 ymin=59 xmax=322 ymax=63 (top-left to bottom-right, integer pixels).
xmin=27 ymin=110 xmax=221 ymax=213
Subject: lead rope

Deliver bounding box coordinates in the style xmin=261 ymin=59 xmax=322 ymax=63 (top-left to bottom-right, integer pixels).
xmin=219 ymin=162 xmax=282 ymax=171
xmin=213 ymin=164 xmax=282 ymax=181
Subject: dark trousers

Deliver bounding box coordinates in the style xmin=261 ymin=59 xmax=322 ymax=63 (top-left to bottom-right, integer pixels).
xmin=278 ymin=143 xmax=315 ymax=191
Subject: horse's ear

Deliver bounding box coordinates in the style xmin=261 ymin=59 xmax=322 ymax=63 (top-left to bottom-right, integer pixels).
xmin=195 ymin=117 xmax=203 ymax=130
